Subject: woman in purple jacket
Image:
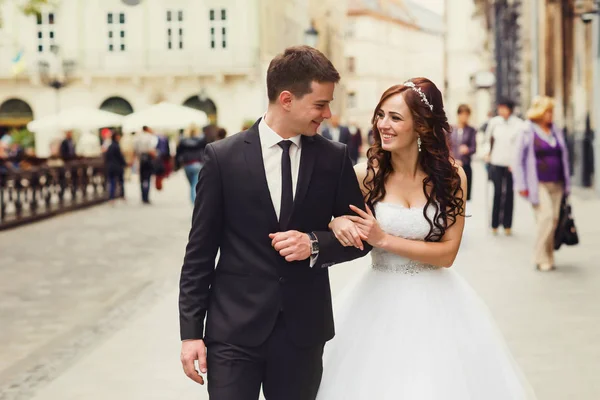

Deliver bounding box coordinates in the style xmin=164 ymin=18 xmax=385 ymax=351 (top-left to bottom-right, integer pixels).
xmin=513 ymin=96 xmax=571 ymax=272
xmin=449 ymin=104 xmax=477 ymax=200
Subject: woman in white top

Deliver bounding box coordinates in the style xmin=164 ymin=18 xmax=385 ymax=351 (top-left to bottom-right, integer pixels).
xmin=485 ymin=99 xmax=524 ymax=235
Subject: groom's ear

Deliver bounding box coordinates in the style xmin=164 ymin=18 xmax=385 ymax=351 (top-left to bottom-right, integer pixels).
xmin=279 ymin=91 xmax=294 ymax=111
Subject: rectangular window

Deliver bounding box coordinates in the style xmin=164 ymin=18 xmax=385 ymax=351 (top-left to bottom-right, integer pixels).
xmin=347 ymin=92 xmax=357 ymax=109
xmin=167 ymin=10 xmax=184 ymax=50
xmin=107 ymin=11 xmax=126 ymax=52
xmin=347 ymin=57 xmax=356 ymax=73
xmin=209 ymin=8 xmax=228 ymax=50
xmin=37 ymin=12 xmax=56 ymax=53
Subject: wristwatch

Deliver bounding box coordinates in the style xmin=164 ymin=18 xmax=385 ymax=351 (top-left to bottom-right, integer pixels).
xmin=307 ymin=232 xmax=319 ymax=256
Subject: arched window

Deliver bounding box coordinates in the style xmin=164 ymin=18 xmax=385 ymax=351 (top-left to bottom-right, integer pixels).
xmin=0 ymin=98 xmax=34 ymax=127
xmin=183 ymin=95 xmax=217 ymax=124
xmin=99 ymin=96 xmax=134 ymax=115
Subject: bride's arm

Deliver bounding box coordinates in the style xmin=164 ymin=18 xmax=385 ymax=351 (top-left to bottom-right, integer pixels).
xmin=351 ymin=167 xmax=468 ymax=268
xmin=328 ymin=162 xmax=369 ymax=248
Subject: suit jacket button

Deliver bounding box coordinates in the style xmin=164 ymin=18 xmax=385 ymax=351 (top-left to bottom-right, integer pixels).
xmin=279 ymin=277 xmax=286 ymax=284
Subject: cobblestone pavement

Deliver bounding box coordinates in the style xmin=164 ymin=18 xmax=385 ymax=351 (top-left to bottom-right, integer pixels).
xmin=1 ymin=164 xmax=600 ymax=400
xmin=0 ymin=172 xmax=194 ymax=399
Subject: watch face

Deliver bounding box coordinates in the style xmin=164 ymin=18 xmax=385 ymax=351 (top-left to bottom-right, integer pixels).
xmin=311 ymin=241 xmax=319 ymax=253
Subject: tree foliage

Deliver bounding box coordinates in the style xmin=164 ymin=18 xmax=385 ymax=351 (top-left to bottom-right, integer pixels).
xmin=0 ymin=0 xmax=55 ymax=26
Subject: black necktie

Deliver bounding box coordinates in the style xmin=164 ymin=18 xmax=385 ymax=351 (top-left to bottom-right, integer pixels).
xmin=278 ymin=140 xmax=293 ymax=230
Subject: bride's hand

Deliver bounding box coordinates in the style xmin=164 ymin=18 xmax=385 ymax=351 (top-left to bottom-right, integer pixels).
xmin=347 ymin=204 xmax=387 ymax=248
xmin=329 ymin=216 xmax=364 ymax=250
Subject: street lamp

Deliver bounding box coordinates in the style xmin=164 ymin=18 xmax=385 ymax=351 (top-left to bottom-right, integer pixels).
xmin=304 ymin=21 xmax=319 ymax=48
xmin=38 ymin=45 xmax=76 ymax=113
xmin=573 ymin=0 xmax=599 ymax=23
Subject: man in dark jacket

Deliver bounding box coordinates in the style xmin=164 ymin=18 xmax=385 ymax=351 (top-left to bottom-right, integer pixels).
xmin=59 ymin=131 xmax=77 ymax=162
xmin=179 ymin=46 xmax=371 ymax=400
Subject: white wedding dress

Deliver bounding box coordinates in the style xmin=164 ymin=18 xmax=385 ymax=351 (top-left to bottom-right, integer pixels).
xmin=316 ymin=202 xmax=537 ymax=400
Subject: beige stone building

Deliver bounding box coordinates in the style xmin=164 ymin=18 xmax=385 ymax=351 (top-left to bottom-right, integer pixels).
xmin=344 ymin=0 xmax=445 ymax=134
xmin=0 ymin=0 xmax=315 ymax=156
xmin=444 ymin=0 xmax=493 ymax=127
xmin=309 ymin=0 xmax=348 ymax=117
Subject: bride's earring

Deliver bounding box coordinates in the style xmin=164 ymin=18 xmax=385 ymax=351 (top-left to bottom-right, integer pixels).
xmin=417 ymin=135 xmax=422 ymax=153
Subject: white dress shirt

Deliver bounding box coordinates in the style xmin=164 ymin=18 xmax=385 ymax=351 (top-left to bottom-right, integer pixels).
xmin=486 ymin=115 xmax=524 ymax=167
xmin=259 ymin=116 xmax=302 ymax=220
xmin=259 ymin=115 xmax=318 ymax=266
xmin=329 ymin=126 xmax=341 ymax=142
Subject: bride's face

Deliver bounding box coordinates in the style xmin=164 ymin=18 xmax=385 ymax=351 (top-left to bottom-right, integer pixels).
xmin=375 ymin=93 xmax=417 ymax=153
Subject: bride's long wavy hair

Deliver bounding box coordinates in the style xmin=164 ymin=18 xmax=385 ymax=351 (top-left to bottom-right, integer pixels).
xmin=364 ymin=78 xmax=465 ymax=242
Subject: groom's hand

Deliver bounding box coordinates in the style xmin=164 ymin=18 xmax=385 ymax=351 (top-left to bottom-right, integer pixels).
xmin=269 ymin=231 xmax=311 ymax=262
xmin=181 ymin=339 xmax=207 ymax=385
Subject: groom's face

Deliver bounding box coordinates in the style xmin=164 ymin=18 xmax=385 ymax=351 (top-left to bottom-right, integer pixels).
xmin=289 ymin=81 xmax=334 ymax=136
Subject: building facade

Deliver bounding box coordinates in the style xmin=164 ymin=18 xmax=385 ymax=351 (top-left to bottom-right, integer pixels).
xmin=309 ymin=0 xmax=348 ymax=117
xmin=344 ymin=0 xmax=445 ymax=133
xmin=476 ymin=0 xmax=600 ymax=193
xmin=444 ymin=0 xmax=493 ymax=127
xmin=0 ymin=0 xmax=313 ymax=154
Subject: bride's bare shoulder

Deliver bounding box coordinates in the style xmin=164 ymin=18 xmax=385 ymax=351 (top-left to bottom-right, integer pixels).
xmin=353 ymin=162 xmax=369 ymax=181
xmin=353 ymin=161 xmax=375 ymax=196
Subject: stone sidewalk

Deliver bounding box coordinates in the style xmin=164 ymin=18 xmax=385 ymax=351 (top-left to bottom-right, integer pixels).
xmin=1 ymin=164 xmax=599 ymax=399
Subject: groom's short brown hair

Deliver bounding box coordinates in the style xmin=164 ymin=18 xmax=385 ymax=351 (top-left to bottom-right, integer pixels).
xmin=267 ymin=46 xmax=340 ymax=103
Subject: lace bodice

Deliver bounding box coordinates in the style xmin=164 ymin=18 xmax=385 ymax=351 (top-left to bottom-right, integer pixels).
xmin=370 ymin=202 xmax=440 ymax=274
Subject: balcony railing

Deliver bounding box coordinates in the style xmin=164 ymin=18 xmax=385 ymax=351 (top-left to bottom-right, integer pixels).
xmin=0 ymin=158 xmax=108 ymax=230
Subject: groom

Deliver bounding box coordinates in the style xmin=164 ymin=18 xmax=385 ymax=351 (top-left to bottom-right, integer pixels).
xmin=179 ymin=46 xmax=370 ymax=400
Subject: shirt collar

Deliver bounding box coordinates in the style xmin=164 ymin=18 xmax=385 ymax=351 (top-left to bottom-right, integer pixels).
xmin=259 ymin=113 xmax=302 ymax=150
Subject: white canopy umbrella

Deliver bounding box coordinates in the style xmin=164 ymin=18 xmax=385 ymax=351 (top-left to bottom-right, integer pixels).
xmin=27 ymin=107 xmax=124 ymax=158
xmin=27 ymin=107 xmax=124 ymax=132
xmin=121 ymin=102 xmax=209 ymax=133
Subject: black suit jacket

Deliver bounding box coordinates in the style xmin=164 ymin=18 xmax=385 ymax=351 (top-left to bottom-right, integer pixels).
xmin=179 ymin=119 xmax=371 ymax=348
xmin=322 ymin=126 xmax=351 ymax=145
xmin=60 ymin=139 xmax=76 ymax=161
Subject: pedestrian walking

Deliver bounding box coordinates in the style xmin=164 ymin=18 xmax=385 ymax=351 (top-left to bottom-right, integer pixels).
xmin=134 ymin=126 xmax=157 ymax=204
xmin=175 ymin=126 xmax=207 ymax=203
xmin=449 ymin=104 xmax=477 ymax=201
xmin=104 ymin=132 xmax=127 ymax=203
xmin=513 ymin=96 xmax=571 ymax=271
xmin=485 ymin=99 xmax=524 ymax=235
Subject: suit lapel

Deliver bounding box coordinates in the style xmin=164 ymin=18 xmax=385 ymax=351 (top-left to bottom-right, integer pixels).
xmin=291 ymin=135 xmax=317 ymax=220
xmin=244 ymin=124 xmax=279 ymax=230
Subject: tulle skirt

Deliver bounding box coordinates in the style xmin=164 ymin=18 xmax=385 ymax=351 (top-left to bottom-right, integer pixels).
xmin=316 ymin=266 xmax=537 ymax=400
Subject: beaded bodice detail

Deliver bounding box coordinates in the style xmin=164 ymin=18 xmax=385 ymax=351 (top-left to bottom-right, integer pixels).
xmin=371 ymin=202 xmax=440 ymax=274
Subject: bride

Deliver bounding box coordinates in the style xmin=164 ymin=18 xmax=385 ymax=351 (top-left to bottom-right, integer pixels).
xmin=316 ymin=78 xmax=536 ymax=399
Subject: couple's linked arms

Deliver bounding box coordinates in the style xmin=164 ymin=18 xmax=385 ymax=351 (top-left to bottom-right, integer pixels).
xmin=270 ymin=146 xmax=372 ymax=264
xmin=330 ymin=163 xmax=468 ymax=268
